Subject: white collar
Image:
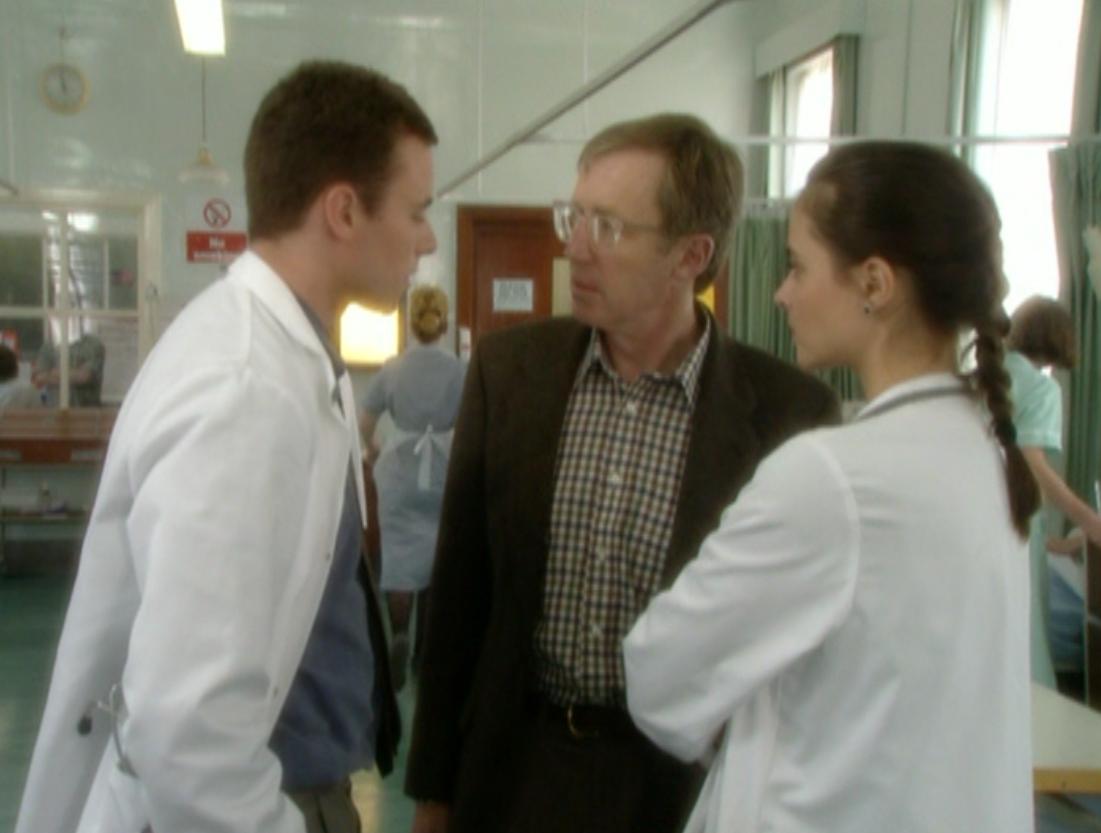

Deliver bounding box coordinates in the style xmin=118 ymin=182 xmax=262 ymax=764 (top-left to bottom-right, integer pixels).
xmin=857 ymin=372 xmax=968 ymax=421
xmin=227 ymin=250 xmax=338 ymax=390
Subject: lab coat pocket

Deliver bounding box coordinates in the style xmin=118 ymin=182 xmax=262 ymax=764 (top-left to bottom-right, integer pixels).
xmin=76 ymin=744 xmax=148 ymax=833
xmin=99 ymin=765 xmax=151 ymax=833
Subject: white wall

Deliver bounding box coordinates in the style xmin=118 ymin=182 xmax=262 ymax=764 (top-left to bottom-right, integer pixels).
xmin=1 ymin=0 xmax=993 ymax=350
xmin=0 ymin=0 xmax=759 ymax=341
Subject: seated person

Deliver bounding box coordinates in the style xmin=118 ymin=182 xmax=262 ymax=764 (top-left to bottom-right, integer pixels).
xmin=0 ymin=344 xmax=43 ymax=409
xmin=33 ymin=334 xmax=106 ymax=407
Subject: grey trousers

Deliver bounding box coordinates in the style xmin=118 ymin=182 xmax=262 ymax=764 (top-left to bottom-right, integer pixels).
xmin=287 ymin=779 xmax=361 ymax=833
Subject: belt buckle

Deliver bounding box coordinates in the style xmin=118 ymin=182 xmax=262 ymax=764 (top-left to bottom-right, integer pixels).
xmin=566 ymin=703 xmax=598 ymax=740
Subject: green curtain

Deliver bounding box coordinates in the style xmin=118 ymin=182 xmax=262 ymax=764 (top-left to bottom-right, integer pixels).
xmin=1051 ymin=0 xmax=1101 ymax=505
xmin=947 ymin=0 xmax=994 ymax=164
xmin=1072 ymin=0 xmax=1101 ymax=135
xmin=727 ymin=208 xmax=863 ymax=402
xmin=831 ymin=35 xmax=860 ymax=136
xmin=1051 ymin=142 xmax=1101 ymax=505
xmin=729 ymin=208 xmax=793 ymax=358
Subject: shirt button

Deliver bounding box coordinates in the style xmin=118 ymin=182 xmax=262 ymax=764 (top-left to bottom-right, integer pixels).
xmin=594 ymin=548 xmax=607 ymax=564
xmin=590 ymin=624 xmax=603 ymax=640
xmin=624 ymin=401 xmax=639 ymax=417
xmin=608 ymin=470 xmax=623 ymax=487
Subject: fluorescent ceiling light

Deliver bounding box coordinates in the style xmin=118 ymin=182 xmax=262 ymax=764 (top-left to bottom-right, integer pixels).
xmin=174 ymin=0 xmax=226 ymax=56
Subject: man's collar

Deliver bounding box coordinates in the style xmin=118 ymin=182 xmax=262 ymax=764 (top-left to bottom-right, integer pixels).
xmin=574 ymin=306 xmax=712 ymax=402
xmin=294 ymin=295 xmax=346 ymax=379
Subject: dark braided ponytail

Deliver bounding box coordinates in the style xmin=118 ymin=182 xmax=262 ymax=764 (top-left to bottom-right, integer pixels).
xmin=800 ymin=141 xmax=1040 ymax=537
xmin=972 ymin=316 xmax=1041 ymax=537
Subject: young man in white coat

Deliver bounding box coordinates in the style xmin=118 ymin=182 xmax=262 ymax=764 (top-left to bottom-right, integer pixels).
xmin=15 ymin=61 xmax=438 ymax=833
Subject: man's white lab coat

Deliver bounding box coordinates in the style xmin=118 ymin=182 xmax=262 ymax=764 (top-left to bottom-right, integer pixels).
xmin=15 ymin=251 xmax=366 ymax=833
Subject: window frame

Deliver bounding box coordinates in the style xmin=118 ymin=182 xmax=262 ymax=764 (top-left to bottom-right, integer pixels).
xmin=0 ymin=191 xmax=160 ymax=408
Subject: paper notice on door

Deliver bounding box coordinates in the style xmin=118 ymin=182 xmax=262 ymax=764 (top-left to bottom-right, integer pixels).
xmin=492 ymin=278 xmax=534 ymax=312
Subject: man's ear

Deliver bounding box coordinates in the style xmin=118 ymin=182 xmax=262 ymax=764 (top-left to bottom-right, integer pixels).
xmin=319 ymin=182 xmax=360 ymax=242
xmin=674 ymin=233 xmax=715 ymax=286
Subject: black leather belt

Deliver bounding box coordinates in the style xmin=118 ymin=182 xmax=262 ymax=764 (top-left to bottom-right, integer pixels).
xmin=535 ymin=698 xmax=637 ymax=741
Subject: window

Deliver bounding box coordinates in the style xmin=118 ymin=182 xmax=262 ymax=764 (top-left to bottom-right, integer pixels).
xmin=770 ymin=48 xmax=834 ymax=199
xmin=339 ymin=303 xmax=401 ymax=367
xmin=0 ymin=203 xmax=145 ymax=408
xmin=971 ymin=0 xmax=1084 ymax=311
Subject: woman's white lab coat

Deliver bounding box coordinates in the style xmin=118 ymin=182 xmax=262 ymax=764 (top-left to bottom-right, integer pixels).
xmin=15 ymin=251 xmax=365 ymax=833
xmin=624 ymin=374 xmax=1033 ymax=833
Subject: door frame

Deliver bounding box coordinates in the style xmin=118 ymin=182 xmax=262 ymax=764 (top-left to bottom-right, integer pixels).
xmin=456 ymin=202 xmax=729 ymax=338
xmin=456 ymin=203 xmax=555 ymax=339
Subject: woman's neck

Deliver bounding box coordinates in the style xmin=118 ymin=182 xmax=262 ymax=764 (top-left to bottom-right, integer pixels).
xmin=856 ymin=326 xmax=957 ymax=400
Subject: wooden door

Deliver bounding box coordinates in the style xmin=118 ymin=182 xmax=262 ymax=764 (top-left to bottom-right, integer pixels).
xmin=455 ymin=202 xmax=730 ymax=352
xmin=456 ymin=205 xmax=561 ymax=350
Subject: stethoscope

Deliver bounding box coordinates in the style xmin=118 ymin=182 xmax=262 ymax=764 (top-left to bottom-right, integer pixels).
xmin=77 ymin=682 xmax=135 ymax=776
xmin=856 ymin=384 xmax=969 ymax=422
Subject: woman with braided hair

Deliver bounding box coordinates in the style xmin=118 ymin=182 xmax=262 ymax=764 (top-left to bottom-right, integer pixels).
xmin=623 ymin=142 xmax=1037 ymax=833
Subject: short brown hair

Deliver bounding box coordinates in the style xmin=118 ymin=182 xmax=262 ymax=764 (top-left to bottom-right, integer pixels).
xmin=409 ymin=285 xmax=449 ymax=344
xmin=245 ymin=61 xmax=437 ymax=239
xmin=579 ymin=113 xmax=743 ymax=291
xmin=1008 ymin=295 xmax=1077 ymax=369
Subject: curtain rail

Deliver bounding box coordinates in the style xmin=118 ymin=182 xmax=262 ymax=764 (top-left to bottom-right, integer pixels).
xmin=522 ymin=133 xmax=1101 ymax=148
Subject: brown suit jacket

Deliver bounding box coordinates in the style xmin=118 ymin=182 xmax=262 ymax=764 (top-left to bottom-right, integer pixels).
xmin=405 ymin=316 xmax=838 ymax=831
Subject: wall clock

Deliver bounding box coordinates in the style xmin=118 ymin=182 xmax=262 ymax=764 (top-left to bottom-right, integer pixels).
xmin=41 ymin=62 xmax=88 ymax=114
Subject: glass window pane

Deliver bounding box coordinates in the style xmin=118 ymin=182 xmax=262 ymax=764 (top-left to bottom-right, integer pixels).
xmin=973 ymin=0 xmax=1084 ymax=309
xmin=0 ymin=235 xmax=44 ymax=308
xmin=67 ymin=236 xmax=106 ymax=311
xmin=44 ymin=234 xmax=62 ymax=309
xmin=107 ymin=237 xmax=139 ymax=311
xmin=995 ymin=0 xmax=1082 ymax=135
xmin=975 ymin=144 xmax=1061 ymax=310
xmin=87 ymin=316 xmax=139 ymax=405
xmin=783 ymin=49 xmax=833 ymax=197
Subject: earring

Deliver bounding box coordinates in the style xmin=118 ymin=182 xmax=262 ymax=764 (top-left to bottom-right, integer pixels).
xmin=863 ymin=303 xmax=872 ymax=315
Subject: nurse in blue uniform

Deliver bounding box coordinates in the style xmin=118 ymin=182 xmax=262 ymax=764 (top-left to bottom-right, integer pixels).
xmin=362 ymin=285 xmax=466 ymax=689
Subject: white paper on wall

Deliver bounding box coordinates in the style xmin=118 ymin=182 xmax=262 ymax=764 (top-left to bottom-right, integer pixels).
xmin=492 ymin=278 xmax=534 ymax=313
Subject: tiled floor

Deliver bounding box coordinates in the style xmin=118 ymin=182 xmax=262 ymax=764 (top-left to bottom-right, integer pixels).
xmin=0 ymin=571 xmax=70 ymax=833
xmin=0 ymin=568 xmax=420 ymax=833
xmin=5 ymin=568 xmax=1101 ymax=833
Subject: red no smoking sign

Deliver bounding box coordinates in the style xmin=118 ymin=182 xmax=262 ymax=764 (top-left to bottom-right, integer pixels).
xmin=203 ymin=198 xmax=232 ymax=228
xmin=186 ymin=195 xmax=247 ymax=265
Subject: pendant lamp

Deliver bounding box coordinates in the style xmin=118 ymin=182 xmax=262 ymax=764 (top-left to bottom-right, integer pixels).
xmin=179 ymin=57 xmax=228 ymax=186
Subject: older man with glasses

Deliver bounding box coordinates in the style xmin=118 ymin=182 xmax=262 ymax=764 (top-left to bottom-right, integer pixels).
xmin=405 ymin=113 xmax=839 ymax=833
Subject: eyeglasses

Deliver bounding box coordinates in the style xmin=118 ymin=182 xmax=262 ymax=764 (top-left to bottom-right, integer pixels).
xmin=552 ymin=200 xmax=664 ymax=250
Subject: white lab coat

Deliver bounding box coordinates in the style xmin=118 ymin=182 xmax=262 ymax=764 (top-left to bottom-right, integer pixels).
xmin=15 ymin=251 xmax=366 ymax=833
xmin=624 ymin=374 xmax=1033 ymax=833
